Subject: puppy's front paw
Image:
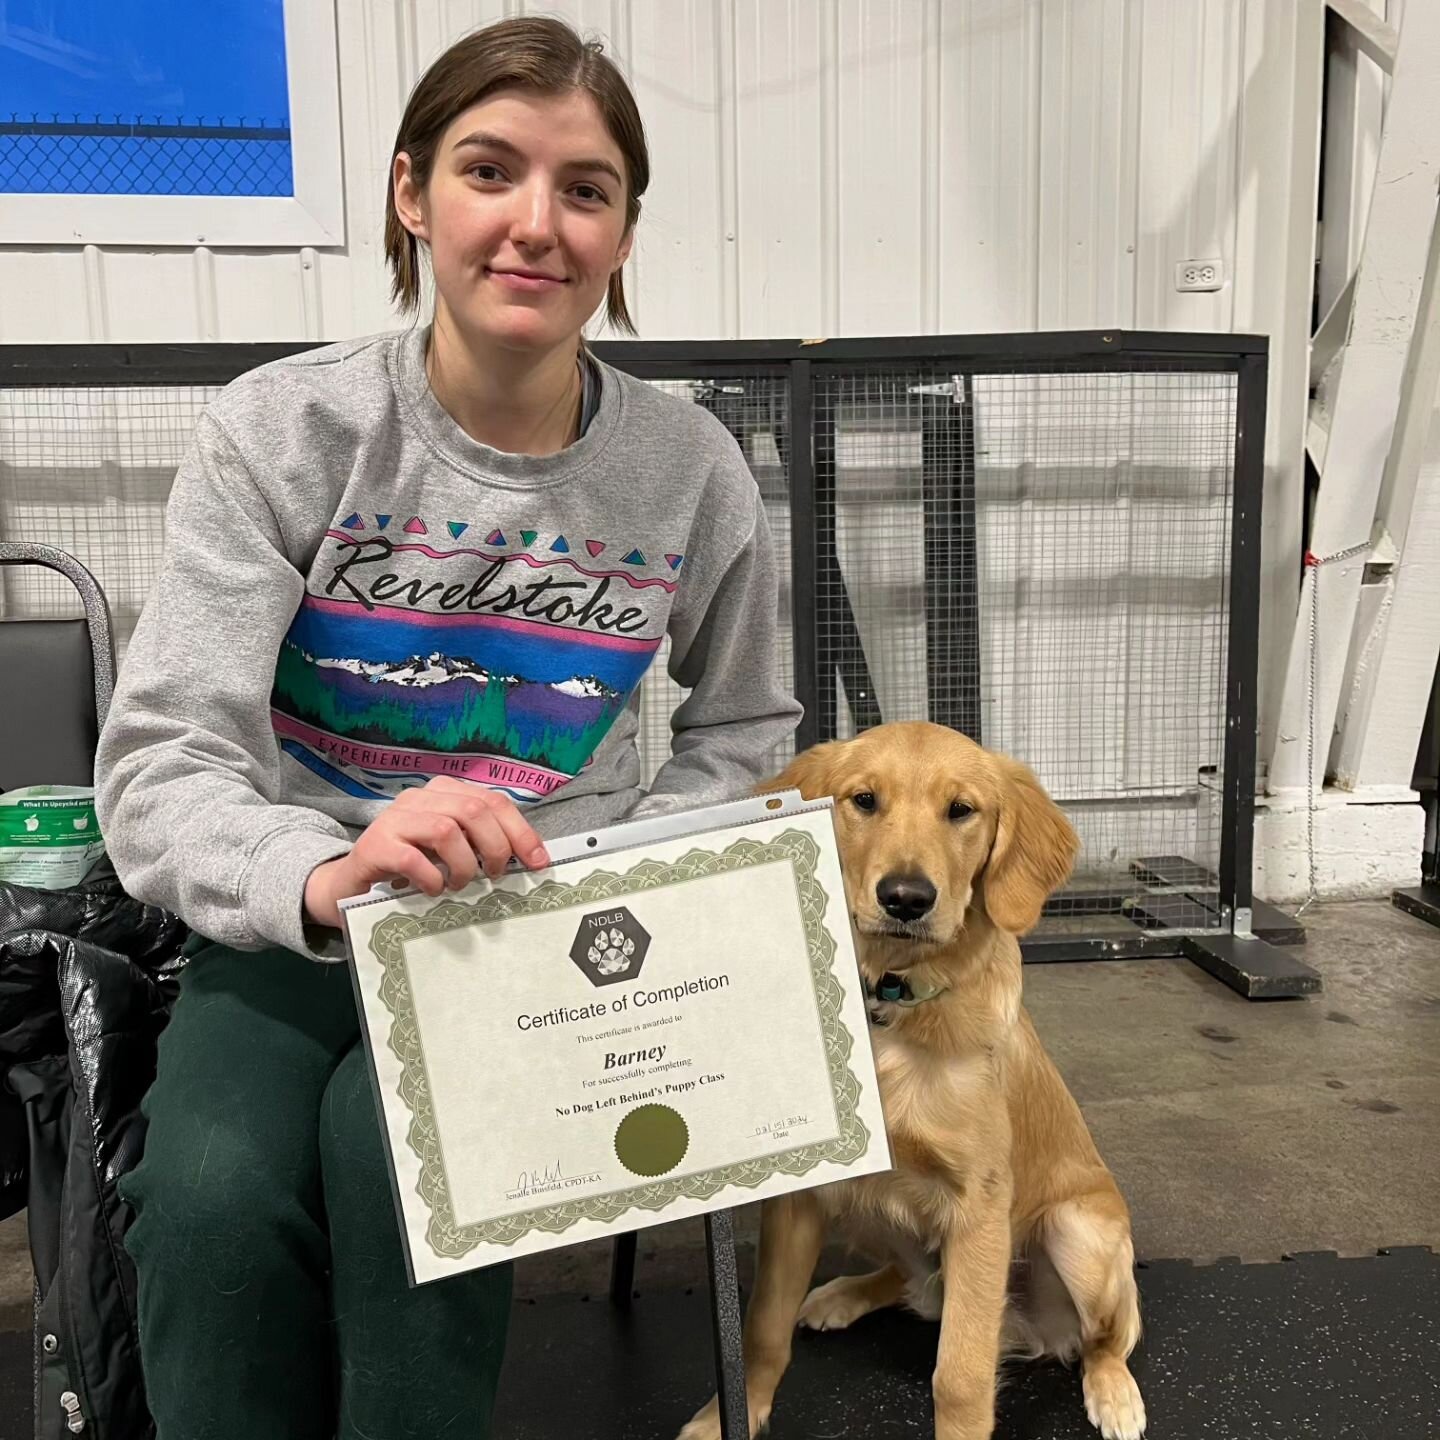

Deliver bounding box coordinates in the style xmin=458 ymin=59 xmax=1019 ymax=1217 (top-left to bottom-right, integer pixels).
xmin=797 ymin=1276 xmax=874 ymax=1332
xmin=1083 ymin=1359 xmax=1146 ymax=1440
xmin=676 ymin=1419 xmax=720 ymax=1440
xmin=676 ymin=1394 xmax=771 ymax=1440
xmin=676 ymin=1397 xmax=722 ymax=1440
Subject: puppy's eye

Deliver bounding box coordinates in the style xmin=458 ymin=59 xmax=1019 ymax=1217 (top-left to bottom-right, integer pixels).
xmin=948 ymin=801 xmax=974 ymax=822
xmin=851 ymin=791 xmax=877 ymax=813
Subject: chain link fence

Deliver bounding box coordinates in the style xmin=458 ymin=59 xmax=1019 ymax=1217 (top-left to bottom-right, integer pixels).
xmin=0 ymin=116 xmax=293 ymax=196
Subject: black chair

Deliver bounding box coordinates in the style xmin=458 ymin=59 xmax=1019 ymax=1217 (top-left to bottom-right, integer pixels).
xmin=0 ymin=542 xmax=116 ymax=792
xmin=611 ymin=1214 xmax=749 ymax=1437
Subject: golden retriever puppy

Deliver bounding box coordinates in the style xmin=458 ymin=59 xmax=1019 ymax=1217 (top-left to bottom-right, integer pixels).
xmin=679 ymin=722 xmax=1145 ymax=1440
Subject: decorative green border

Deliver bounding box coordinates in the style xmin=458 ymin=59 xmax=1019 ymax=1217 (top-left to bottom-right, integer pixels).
xmin=365 ymin=828 xmax=871 ymax=1259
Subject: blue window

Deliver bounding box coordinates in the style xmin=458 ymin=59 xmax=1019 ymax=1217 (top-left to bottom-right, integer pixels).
xmin=0 ymin=0 xmax=293 ymax=196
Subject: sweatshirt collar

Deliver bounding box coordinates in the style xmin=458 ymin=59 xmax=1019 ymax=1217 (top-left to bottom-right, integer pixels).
xmin=390 ymin=323 xmax=621 ymax=491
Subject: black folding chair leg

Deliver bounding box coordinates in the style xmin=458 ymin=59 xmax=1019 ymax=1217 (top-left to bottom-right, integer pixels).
xmin=609 ymin=1230 xmax=638 ymax=1309
xmin=705 ymin=1209 xmax=748 ymax=1439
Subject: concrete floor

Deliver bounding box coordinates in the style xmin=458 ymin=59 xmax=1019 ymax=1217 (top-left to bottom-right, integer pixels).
xmin=1 ymin=899 xmax=1436 ymax=1331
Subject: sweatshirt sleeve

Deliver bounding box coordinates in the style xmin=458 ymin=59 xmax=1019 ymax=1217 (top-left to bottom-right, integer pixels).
xmin=627 ymin=472 xmax=803 ymax=819
xmin=94 ymin=411 xmax=354 ymax=955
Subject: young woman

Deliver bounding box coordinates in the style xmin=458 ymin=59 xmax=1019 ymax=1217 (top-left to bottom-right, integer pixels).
xmin=96 ymin=17 xmax=799 ymax=1437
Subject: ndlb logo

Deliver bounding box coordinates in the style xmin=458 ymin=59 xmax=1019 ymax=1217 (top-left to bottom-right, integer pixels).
xmin=569 ymin=906 xmax=651 ymax=987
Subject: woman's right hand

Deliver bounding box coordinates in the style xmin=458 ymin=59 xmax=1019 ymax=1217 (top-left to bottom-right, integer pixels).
xmin=303 ymin=776 xmax=550 ymax=929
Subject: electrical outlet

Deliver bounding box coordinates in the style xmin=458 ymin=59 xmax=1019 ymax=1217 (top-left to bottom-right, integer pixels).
xmin=1175 ymin=258 xmax=1225 ymax=293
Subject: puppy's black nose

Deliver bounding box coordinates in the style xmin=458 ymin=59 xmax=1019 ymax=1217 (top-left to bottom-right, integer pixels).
xmin=876 ymin=873 xmax=937 ymax=922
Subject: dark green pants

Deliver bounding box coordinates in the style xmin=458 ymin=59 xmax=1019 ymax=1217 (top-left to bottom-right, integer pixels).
xmin=121 ymin=942 xmax=511 ymax=1439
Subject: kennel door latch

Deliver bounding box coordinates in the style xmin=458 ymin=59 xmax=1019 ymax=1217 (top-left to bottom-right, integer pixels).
xmin=907 ymin=375 xmax=965 ymax=403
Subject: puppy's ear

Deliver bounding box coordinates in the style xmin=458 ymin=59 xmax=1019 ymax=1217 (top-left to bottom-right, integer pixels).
xmin=754 ymin=741 xmax=846 ymax=801
xmin=983 ymin=757 xmax=1078 ymax=935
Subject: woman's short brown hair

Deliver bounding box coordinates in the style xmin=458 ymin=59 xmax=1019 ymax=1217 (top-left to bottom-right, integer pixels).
xmin=384 ymin=16 xmax=649 ymax=334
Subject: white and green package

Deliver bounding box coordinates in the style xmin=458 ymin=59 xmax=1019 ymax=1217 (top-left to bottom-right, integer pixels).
xmin=0 ymin=786 xmax=107 ymax=889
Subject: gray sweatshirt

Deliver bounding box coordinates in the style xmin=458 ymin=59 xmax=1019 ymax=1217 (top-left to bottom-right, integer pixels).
xmin=95 ymin=326 xmax=801 ymax=957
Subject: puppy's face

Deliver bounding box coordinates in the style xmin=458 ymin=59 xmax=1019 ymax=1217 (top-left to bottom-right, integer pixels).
xmin=765 ymin=722 xmax=1078 ymax=957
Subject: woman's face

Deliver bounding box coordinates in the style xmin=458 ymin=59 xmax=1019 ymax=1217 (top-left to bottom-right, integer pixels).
xmin=396 ymin=86 xmax=633 ymax=357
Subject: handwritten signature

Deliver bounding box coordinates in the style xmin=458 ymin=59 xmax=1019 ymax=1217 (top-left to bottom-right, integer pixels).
xmin=511 ymin=1160 xmax=565 ymax=1198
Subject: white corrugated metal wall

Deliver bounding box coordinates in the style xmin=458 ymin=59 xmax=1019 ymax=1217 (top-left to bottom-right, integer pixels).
xmin=0 ymin=0 xmax=1273 ymax=342
xmin=0 ymin=0 xmax=1322 ymax=879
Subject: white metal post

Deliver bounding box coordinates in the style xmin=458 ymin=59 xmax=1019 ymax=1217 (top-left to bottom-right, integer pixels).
xmin=1332 ymin=202 xmax=1440 ymax=790
xmin=1268 ymin=0 xmax=1440 ymax=797
xmin=1317 ymin=0 xmax=1386 ymax=322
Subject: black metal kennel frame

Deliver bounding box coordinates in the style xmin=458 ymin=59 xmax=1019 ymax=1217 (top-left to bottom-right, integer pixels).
xmin=0 ymin=331 xmax=1319 ymax=997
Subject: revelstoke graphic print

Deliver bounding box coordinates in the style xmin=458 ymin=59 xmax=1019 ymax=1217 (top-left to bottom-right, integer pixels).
xmin=269 ymin=515 xmax=684 ymax=803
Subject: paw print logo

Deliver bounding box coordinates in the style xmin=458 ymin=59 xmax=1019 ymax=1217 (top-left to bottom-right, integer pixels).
xmin=588 ymin=928 xmax=636 ymax=975
xmin=569 ymin=906 xmax=651 ymax=987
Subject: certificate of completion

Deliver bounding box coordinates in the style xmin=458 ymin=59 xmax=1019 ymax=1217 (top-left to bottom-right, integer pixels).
xmin=341 ymin=797 xmax=890 ymax=1284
